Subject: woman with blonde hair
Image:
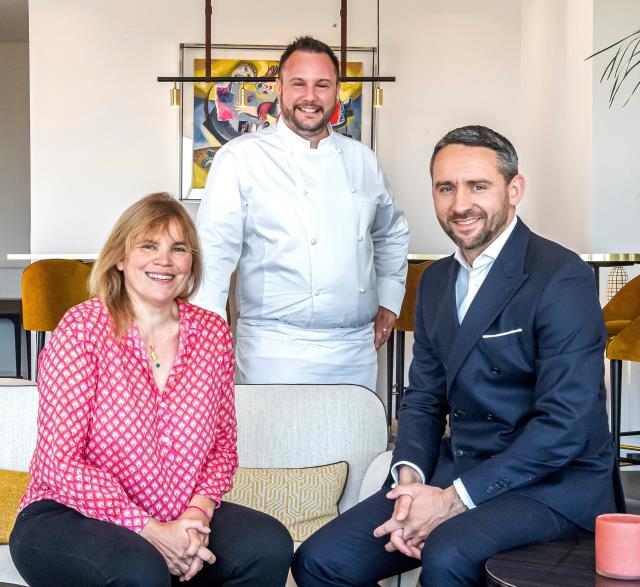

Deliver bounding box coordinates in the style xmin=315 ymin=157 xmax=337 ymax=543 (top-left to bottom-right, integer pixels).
xmin=10 ymin=193 xmax=292 ymax=586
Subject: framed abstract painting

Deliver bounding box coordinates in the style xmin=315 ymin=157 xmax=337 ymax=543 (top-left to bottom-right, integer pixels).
xmin=178 ymin=44 xmax=376 ymax=200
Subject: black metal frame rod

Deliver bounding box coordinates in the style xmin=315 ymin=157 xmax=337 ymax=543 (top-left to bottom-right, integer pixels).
xmin=158 ymin=75 xmax=396 ymax=83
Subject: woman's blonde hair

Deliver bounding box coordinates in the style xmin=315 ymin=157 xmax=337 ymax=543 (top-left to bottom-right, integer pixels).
xmin=89 ymin=192 xmax=203 ymax=338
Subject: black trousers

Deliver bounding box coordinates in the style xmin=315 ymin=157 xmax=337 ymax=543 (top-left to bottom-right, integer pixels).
xmin=10 ymin=499 xmax=293 ymax=587
xmin=292 ymin=488 xmax=588 ymax=587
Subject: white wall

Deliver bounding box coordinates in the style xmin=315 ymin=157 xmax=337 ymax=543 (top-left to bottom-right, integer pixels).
xmin=29 ymin=0 xmax=595 ymax=256
xmin=28 ymin=0 xmax=377 ymax=252
xmin=518 ymin=0 xmax=593 ymax=250
xmin=591 ymin=0 xmax=640 ymax=252
xmin=0 ymin=41 xmax=30 ymax=375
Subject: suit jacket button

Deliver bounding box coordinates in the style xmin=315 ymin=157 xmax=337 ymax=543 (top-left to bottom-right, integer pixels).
xmin=485 ymin=413 xmax=495 ymax=421
xmin=453 ymin=409 xmax=462 ymax=419
xmin=454 ymin=449 xmax=464 ymax=458
xmin=490 ymin=367 xmax=500 ymax=375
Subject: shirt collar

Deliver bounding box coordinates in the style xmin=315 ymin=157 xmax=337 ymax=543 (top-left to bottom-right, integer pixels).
xmin=454 ymin=215 xmax=519 ymax=271
xmin=276 ymin=116 xmax=334 ymax=150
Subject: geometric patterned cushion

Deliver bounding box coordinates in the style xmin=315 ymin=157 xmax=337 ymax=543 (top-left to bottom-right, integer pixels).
xmin=223 ymin=462 xmax=348 ymax=541
xmin=0 ymin=470 xmax=29 ymax=544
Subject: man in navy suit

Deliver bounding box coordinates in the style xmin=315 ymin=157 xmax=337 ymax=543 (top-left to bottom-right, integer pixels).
xmin=292 ymin=125 xmax=621 ymax=586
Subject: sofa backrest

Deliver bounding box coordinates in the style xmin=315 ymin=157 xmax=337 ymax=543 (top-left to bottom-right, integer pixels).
xmin=235 ymin=384 xmax=388 ymax=512
xmin=0 ymin=382 xmax=389 ymax=513
xmin=0 ymin=382 xmax=38 ymax=472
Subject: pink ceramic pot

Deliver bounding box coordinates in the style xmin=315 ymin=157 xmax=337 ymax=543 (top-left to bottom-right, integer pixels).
xmin=596 ymin=513 xmax=640 ymax=580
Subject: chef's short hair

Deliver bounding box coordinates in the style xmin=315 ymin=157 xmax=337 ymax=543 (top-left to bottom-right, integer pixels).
xmin=279 ymin=36 xmax=339 ymax=80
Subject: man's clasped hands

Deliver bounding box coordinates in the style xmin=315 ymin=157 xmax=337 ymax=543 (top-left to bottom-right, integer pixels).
xmin=373 ymin=465 xmax=468 ymax=559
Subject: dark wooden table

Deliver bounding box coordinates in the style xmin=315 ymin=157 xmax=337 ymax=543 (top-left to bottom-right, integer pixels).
xmin=486 ymin=539 xmax=640 ymax=586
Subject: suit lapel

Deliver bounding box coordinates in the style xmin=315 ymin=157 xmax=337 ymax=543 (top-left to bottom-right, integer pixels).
xmin=432 ymin=258 xmax=460 ymax=361
xmin=445 ymin=220 xmax=531 ymax=392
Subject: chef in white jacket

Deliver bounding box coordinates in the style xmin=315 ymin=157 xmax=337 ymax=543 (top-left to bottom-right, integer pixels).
xmin=193 ymin=36 xmax=409 ymax=391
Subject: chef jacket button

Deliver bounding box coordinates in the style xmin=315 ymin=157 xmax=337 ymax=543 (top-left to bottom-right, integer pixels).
xmin=313 ymin=290 xmax=320 ymax=296
xmin=310 ymin=238 xmax=317 ymax=245
xmin=336 ymin=147 xmax=342 ymax=153
xmin=490 ymin=366 xmax=500 ymax=375
xmin=485 ymin=413 xmax=495 ymax=421
xmin=301 ymin=189 xmax=308 ymax=196
xmin=358 ymin=235 xmax=363 ymax=241
xmin=350 ymin=187 xmax=356 ymax=193
xmin=359 ymin=288 xmax=365 ymax=294
xmin=454 ymin=449 xmax=464 ymax=458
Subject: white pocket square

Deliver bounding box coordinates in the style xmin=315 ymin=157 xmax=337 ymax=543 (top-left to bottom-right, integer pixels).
xmin=482 ymin=328 xmax=523 ymax=339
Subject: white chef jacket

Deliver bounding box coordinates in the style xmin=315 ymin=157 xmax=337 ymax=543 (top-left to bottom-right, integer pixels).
xmin=193 ymin=118 xmax=409 ymax=390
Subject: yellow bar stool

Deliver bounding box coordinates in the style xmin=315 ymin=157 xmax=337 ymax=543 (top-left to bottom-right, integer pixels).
xmin=22 ymin=259 xmax=92 ymax=380
xmin=603 ymin=274 xmax=640 ymax=465
xmin=386 ymin=261 xmax=432 ymax=427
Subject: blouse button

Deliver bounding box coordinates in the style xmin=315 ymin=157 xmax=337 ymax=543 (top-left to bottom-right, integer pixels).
xmin=359 ymin=288 xmax=365 ymax=294
xmin=310 ymin=238 xmax=317 ymax=245
xmin=313 ymin=290 xmax=320 ymax=296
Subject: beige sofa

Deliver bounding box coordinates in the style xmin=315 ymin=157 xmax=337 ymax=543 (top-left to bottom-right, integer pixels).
xmin=0 ymin=381 xmax=419 ymax=586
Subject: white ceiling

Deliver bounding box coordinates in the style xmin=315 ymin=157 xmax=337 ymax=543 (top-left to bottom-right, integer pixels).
xmin=0 ymin=0 xmax=28 ymax=43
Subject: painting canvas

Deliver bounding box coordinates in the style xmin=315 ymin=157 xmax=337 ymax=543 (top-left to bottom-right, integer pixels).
xmin=191 ymin=58 xmax=364 ymax=190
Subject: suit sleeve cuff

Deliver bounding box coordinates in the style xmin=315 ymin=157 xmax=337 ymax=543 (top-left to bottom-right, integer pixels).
xmin=390 ymin=461 xmax=426 ymax=486
xmin=453 ymin=478 xmax=476 ymax=510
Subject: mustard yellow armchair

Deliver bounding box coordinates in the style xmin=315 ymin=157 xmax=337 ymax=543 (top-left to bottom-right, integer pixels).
xmin=21 ymin=259 xmax=92 ymax=379
xmin=603 ymin=274 xmax=640 ymax=464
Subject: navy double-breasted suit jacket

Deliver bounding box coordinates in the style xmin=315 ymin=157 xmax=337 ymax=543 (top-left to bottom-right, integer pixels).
xmin=392 ymin=219 xmax=622 ymax=530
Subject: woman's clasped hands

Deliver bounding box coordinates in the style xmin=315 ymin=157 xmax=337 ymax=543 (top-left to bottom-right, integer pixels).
xmin=140 ymin=510 xmax=215 ymax=582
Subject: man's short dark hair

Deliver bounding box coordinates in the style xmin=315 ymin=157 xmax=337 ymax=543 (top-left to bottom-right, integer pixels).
xmin=279 ymin=36 xmax=340 ymax=79
xmin=430 ymin=125 xmax=519 ymax=183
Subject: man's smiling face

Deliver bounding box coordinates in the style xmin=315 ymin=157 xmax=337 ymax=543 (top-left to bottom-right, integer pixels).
xmin=277 ymin=50 xmax=339 ymax=145
xmin=431 ymin=144 xmax=524 ymax=263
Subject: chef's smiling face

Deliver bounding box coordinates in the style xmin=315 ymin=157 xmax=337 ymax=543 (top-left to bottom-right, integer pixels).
xmin=431 ymin=144 xmax=525 ymax=264
xmin=278 ymin=50 xmax=340 ymax=146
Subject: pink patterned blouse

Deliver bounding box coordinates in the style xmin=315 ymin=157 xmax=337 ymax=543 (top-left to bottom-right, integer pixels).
xmin=20 ymin=297 xmax=237 ymax=533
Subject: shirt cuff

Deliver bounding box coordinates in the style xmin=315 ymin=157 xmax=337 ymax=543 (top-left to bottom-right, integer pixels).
xmin=390 ymin=461 xmax=426 ymax=486
xmin=453 ymin=478 xmax=476 ymax=510
xmin=377 ymin=277 xmax=406 ymax=317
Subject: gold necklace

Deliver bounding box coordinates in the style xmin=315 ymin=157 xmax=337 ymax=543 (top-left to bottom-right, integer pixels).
xmin=149 ymin=345 xmax=160 ymax=369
